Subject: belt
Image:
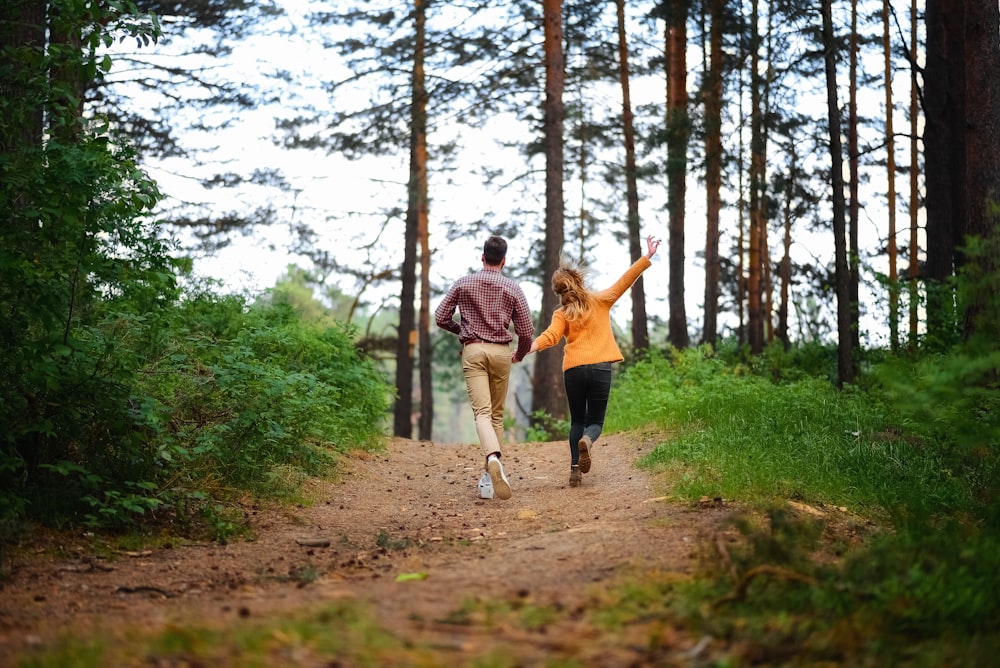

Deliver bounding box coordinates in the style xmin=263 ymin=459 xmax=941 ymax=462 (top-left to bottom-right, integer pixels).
xmin=463 ymin=338 xmax=503 ymax=346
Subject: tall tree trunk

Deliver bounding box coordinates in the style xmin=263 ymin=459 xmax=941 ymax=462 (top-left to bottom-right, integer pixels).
xmin=616 ymin=0 xmax=649 ymax=353
xmin=821 ymin=0 xmax=855 ymax=387
xmin=413 ymin=0 xmax=433 ymax=441
xmin=666 ymin=0 xmax=690 ymax=349
xmin=848 ymin=0 xmax=861 ymax=355
xmin=923 ymin=0 xmax=965 ymax=346
xmin=747 ymin=0 xmax=765 ymax=354
xmin=532 ymin=0 xmax=568 ymax=426
xmin=0 ymin=0 xmax=46 ymax=154
xmin=777 ymin=142 xmax=797 ymax=348
xmin=961 ymin=0 xmax=1000 ymax=340
xmin=48 ymin=1 xmax=85 ymax=142
xmin=393 ymin=0 xmax=427 ymax=438
xmin=702 ymin=0 xmax=723 ymax=347
xmin=908 ymin=0 xmax=920 ymax=350
xmin=737 ymin=42 xmax=747 ymax=348
xmin=883 ymin=0 xmax=899 ymax=351
xmin=762 ymin=2 xmax=774 ymax=346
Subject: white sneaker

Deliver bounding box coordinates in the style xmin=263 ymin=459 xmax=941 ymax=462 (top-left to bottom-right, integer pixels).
xmin=486 ymin=455 xmax=512 ymax=500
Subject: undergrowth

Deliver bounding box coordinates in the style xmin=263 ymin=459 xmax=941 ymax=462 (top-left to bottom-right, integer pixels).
xmin=605 ymin=343 xmax=1000 ymax=663
xmin=1 ymin=292 xmax=391 ymax=540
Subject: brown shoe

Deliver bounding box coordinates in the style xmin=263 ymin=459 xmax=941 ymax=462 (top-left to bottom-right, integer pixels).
xmin=578 ymin=435 xmax=592 ymax=473
xmin=569 ymin=465 xmax=581 ymax=487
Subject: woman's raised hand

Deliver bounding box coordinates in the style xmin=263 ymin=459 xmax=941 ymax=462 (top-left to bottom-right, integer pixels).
xmin=645 ymin=235 xmax=661 ymax=259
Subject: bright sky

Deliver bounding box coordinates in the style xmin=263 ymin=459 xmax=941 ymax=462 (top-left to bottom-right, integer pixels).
xmin=105 ymin=0 xmax=916 ymax=348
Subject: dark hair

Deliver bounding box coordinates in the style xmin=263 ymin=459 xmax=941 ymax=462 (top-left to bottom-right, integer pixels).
xmin=483 ymin=236 xmax=507 ymax=266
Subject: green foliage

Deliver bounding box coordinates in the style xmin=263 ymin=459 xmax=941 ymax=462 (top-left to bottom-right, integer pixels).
xmin=839 ymin=522 xmax=1000 ymax=634
xmin=870 ymin=231 xmax=1000 ymax=524
xmin=666 ymin=510 xmax=1000 ymax=666
xmin=1 ymin=0 xmax=170 ymax=528
xmin=605 ymin=322 xmax=1000 ymax=656
xmin=524 ymin=410 xmax=571 ymax=442
xmin=19 ymin=599 xmax=411 ymax=668
xmin=1 ymin=286 xmax=391 ymax=532
xmin=0 ymin=3 xmax=391 ymax=536
xmin=607 ymin=346 xmax=986 ymax=518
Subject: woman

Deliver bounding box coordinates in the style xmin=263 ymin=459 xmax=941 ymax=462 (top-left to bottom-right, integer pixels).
xmin=516 ymin=235 xmax=660 ymax=487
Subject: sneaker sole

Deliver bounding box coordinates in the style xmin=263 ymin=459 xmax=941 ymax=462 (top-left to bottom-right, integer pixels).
xmin=578 ymin=437 xmax=592 ymax=473
xmin=487 ymin=458 xmax=512 ymax=500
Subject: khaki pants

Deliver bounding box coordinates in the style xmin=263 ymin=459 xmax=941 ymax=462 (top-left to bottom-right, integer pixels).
xmin=461 ymin=342 xmax=511 ymax=462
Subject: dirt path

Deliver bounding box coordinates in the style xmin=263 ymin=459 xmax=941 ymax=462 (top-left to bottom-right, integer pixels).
xmin=0 ymin=432 xmax=735 ymax=665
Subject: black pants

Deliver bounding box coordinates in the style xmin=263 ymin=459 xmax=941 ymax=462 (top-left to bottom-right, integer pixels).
xmin=563 ymin=362 xmax=613 ymax=464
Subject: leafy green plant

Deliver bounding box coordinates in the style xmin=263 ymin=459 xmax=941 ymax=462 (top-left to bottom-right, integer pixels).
xmin=525 ymin=410 xmax=570 ymax=442
xmin=607 ymin=347 xmax=984 ymax=518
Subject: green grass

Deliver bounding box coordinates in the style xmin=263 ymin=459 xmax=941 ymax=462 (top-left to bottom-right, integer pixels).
xmin=607 ymin=346 xmax=986 ymax=520
xmin=604 ymin=344 xmax=1000 ymax=664
xmin=17 ymin=600 xmax=433 ymax=668
xmin=16 ymin=343 xmax=1000 ymax=667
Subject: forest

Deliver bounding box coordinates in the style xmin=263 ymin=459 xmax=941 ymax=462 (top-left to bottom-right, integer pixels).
xmin=1 ymin=0 xmax=999 ymax=663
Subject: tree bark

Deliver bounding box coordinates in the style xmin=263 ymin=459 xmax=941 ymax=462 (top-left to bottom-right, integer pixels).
xmin=923 ymin=0 xmax=965 ymax=346
xmin=821 ymin=0 xmax=855 ymax=386
xmin=737 ymin=53 xmax=747 ymax=348
xmin=848 ymin=0 xmax=861 ymax=354
xmin=883 ymin=0 xmax=899 ymax=351
xmin=777 ymin=143 xmax=796 ymax=348
xmin=908 ymin=0 xmax=920 ymax=350
xmin=531 ymin=0 xmax=568 ymax=426
xmin=702 ymin=0 xmax=723 ymax=347
xmin=0 ymin=0 xmax=46 ymax=154
xmin=48 ymin=1 xmax=85 ymax=142
xmin=762 ymin=4 xmax=774 ymax=346
xmin=666 ymin=0 xmax=690 ymax=349
xmin=747 ymin=0 xmax=765 ymax=354
xmin=413 ymin=0 xmax=433 ymax=441
xmin=961 ymin=0 xmax=1000 ymax=340
xmin=616 ymin=0 xmax=649 ymax=354
xmin=393 ymin=0 xmax=427 ymax=438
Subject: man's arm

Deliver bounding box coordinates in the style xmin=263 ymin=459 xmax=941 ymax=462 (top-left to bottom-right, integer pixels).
xmin=511 ymin=286 xmax=534 ymax=361
xmin=435 ymin=285 xmax=462 ymax=335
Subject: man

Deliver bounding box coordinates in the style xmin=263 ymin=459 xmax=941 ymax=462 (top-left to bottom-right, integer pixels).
xmin=435 ymin=236 xmax=534 ymax=500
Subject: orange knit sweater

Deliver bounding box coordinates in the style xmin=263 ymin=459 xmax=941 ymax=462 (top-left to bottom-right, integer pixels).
xmin=533 ymin=256 xmax=652 ymax=371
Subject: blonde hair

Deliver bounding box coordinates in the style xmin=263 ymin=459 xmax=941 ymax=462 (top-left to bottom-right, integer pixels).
xmin=551 ymin=259 xmax=595 ymax=322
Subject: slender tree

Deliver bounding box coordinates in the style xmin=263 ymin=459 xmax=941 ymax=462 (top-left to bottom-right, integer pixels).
xmin=883 ymin=0 xmax=899 ymax=351
xmin=908 ymin=0 xmax=920 ymax=349
xmin=820 ymin=0 xmax=854 ymax=386
xmin=747 ymin=0 xmax=765 ymax=354
xmin=414 ymin=1 xmax=434 ymax=441
xmin=0 ymin=0 xmax=45 ymax=154
xmin=847 ymin=0 xmax=861 ymax=355
xmin=616 ymin=0 xmax=649 ymax=353
xmin=761 ymin=1 xmax=774 ymax=347
xmin=923 ymin=0 xmax=965 ymax=346
xmin=736 ymin=28 xmax=747 ymax=347
xmin=776 ymin=140 xmax=798 ymax=348
xmin=702 ymin=0 xmax=724 ymax=347
xmin=961 ymin=0 xmax=1000 ymax=340
xmin=393 ymin=0 xmax=431 ymax=439
xmin=665 ymin=0 xmax=690 ymax=349
xmin=531 ymin=0 xmax=568 ymax=425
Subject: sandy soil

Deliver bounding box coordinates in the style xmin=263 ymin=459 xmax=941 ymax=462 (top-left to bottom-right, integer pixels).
xmin=0 ymin=432 xmax=740 ymax=666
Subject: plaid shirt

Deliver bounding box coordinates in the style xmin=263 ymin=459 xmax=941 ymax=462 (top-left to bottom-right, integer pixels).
xmin=435 ymin=267 xmax=534 ymax=361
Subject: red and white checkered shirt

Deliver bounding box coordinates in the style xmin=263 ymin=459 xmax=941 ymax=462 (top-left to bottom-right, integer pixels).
xmin=435 ymin=267 xmax=534 ymax=361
